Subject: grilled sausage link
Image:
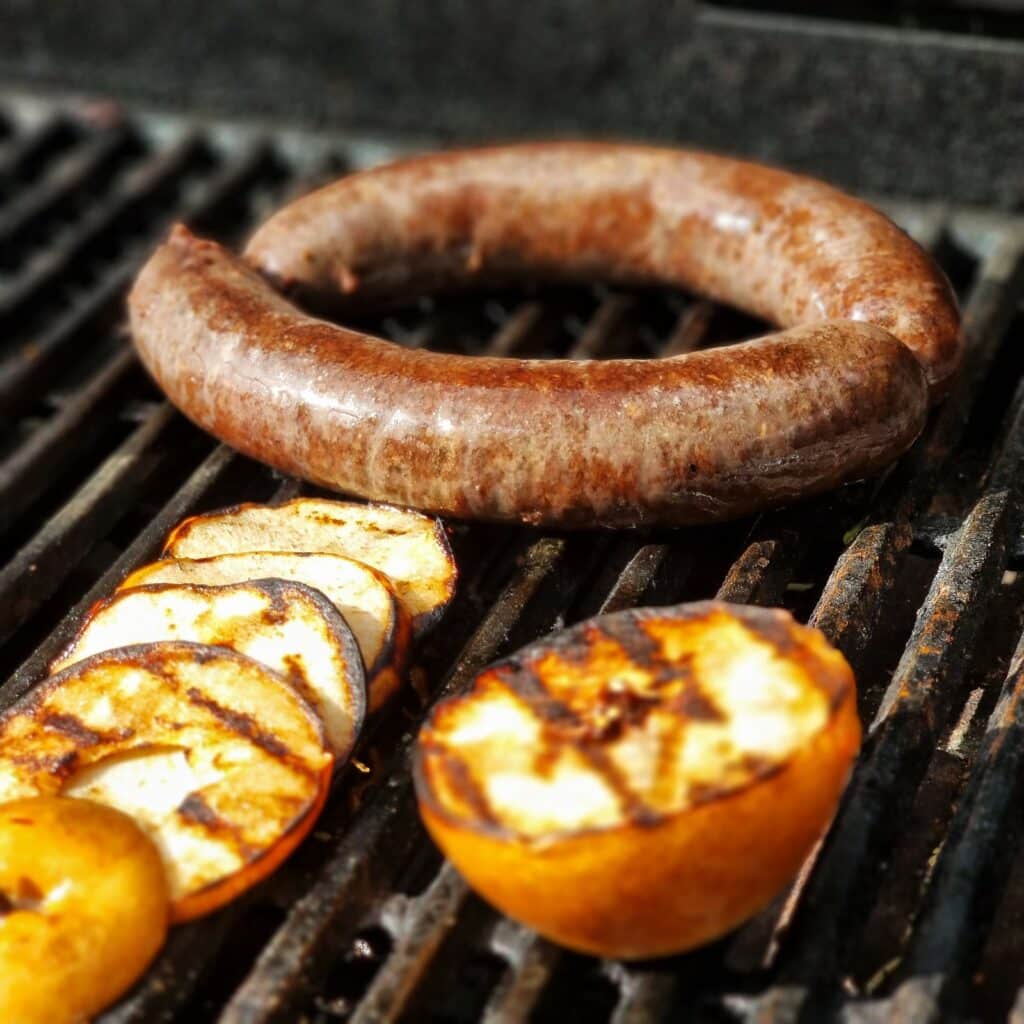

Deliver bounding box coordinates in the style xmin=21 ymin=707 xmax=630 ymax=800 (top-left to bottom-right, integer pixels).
xmin=245 ymin=143 xmax=960 ymax=397
xmin=130 ymin=227 xmax=929 ymax=527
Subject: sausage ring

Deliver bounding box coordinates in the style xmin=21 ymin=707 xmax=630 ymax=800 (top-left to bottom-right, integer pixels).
xmin=129 ymin=143 xmax=958 ymax=527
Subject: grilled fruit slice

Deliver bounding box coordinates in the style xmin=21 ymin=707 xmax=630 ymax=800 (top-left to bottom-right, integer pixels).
xmin=51 ymin=580 xmax=365 ymax=758
xmin=120 ymin=551 xmax=410 ymax=710
xmin=0 ymin=797 xmax=168 ymax=1024
xmin=0 ymin=643 xmax=332 ymax=922
xmin=164 ymin=499 xmax=457 ymax=635
xmin=415 ymin=601 xmax=861 ymax=960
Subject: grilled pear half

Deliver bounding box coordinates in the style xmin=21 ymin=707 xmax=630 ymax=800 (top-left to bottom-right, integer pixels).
xmin=120 ymin=551 xmax=410 ymax=710
xmin=0 ymin=642 xmax=332 ymax=922
xmin=164 ymin=499 xmax=456 ymax=635
xmin=0 ymin=797 xmax=168 ymax=1024
xmin=415 ymin=601 xmax=860 ymax=960
xmin=52 ymin=579 xmax=366 ymax=758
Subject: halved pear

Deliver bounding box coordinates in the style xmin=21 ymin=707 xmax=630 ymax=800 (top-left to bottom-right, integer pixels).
xmin=52 ymin=579 xmax=366 ymax=758
xmin=415 ymin=601 xmax=861 ymax=960
xmin=119 ymin=551 xmax=411 ymax=710
xmin=0 ymin=797 xmax=168 ymax=1024
xmin=163 ymin=499 xmax=457 ymax=635
xmin=0 ymin=642 xmax=332 ymax=922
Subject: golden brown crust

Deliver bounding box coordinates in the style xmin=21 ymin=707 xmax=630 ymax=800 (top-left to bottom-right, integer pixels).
xmin=0 ymin=642 xmax=333 ymax=921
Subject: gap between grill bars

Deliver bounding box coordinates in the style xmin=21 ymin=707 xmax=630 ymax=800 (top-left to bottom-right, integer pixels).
xmin=0 ymin=98 xmax=1022 ymax=1024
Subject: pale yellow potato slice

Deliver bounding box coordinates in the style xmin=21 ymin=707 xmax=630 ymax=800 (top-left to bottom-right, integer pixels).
xmin=164 ymin=499 xmax=457 ymax=635
xmin=0 ymin=642 xmax=332 ymax=922
xmin=52 ymin=580 xmax=365 ymax=758
xmin=120 ymin=551 xmax=411 ymax=710
xmin=0 ymin=797 xmax=168 ymax=1024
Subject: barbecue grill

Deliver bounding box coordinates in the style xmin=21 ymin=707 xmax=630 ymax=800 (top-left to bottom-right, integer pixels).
xmin=1 ymin=3 xmax=1023 ymax=1021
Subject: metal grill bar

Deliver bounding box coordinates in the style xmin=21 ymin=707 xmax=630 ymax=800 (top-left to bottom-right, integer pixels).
xmin=0 ymin=121 xmax=137 ymax=263
xmin=0 ymin=116 xmax=78 ymax=196
xmin=0 ymin=134 xmax=206 ymax=326
xmin=0 ymin=401 xmax=177 ymax=649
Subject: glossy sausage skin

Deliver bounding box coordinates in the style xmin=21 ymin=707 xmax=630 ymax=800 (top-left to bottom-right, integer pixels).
xmin=129 ymin=225 xmax=928 ymax=527
xmin=246 ymin=143 xmax=960 ymax=398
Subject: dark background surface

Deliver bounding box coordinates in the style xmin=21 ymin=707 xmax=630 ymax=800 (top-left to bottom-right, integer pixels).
xmin=0 ymin=1 xmax=1022 ymax=205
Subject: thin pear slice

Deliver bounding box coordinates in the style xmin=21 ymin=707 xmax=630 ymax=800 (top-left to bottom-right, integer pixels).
xmin=52 ymin=580 xmax=366 ymax=758
xmin=0 ymin=642 xmax=332 ymax=922
xmin=163 ymin=499 xmax=457 ymax=635
xmin=119 ymin=551 xmax=410 ymax=710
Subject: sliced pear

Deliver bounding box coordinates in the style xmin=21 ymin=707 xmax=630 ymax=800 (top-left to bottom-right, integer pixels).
xmin=119 ymin=551 xmax=411 ymax=710
xmin=0 ymin=797 xmax=168 ymax=1024
xmin=163 ymin=499 xmax=457 ymax=635
xmin=52 ymin=580 xmax=365 ymax=759
xmin=0 ymin=642 xmax=332 ymax=922
xmin=415 ymin=601 xmax=861 ymax=960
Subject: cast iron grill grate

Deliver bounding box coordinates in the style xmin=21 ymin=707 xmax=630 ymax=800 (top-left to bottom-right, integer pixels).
xmin=0 ymin=97 xmax=1023 ymax=1024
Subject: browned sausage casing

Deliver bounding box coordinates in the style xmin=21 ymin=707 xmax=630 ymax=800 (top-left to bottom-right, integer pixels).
xmin=128 ymin=144 xmax=954 ymax=528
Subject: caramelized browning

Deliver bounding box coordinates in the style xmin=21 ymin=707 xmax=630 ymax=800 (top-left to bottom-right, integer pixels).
xmin=419 ymin=604 xmax=848 ymax=838
xmin=52 ymin=579 xmax=366 ymax=757
xmin=414 ymin=601 xmax=861 ymax=959
xmin=0 ymin=643 xmax=332 ymax=921
xmin=119 ymin=551 xmax=410 ymax=710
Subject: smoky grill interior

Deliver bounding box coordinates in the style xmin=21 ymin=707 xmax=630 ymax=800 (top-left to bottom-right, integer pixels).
xmin=0 ymin=91 xmax=1023 ymax=1024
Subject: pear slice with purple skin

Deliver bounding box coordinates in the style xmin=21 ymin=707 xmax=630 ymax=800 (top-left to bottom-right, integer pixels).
xmin=52 ymin=579 xmax=366 ymax=759
xmin=164 ymin=498 xmax=457 ymax=636
xmin=120 ymin=551 xmax=411 ymax=711
xmin=0 ymin=642 xmax=333 ymax=922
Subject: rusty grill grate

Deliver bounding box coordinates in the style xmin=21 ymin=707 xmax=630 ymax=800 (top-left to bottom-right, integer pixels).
xmin=1 ymin=96 xmax=1024 ymax=1024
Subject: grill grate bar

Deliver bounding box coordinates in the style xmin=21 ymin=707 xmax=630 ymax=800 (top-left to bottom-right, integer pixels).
xmin=482 ymin=923 xmax=561 ymax=1023
xmin=0 ymin=443 xmax=239 ymax=710
xmin=0 ymin=401 xmax=177 ymax=651
xmin=349 ymin=865 xmax=471 ymax=1024
xmin=885 ymin=630 xmax=1024 ymax=1019
xmin=0 ymin=133 xmax=207 ymax=329
xmin=0 ymin=116 xmax=79 ymax=197
xmin=568 ymin=293 xmax=635 ymax=359
xmin=661 ymin=298 xmax=715 ymax=356
xmin=0 ymin=346 xmax=137 ymax=536
xmin=755 ymin=376 xmax=1024 ymax=1021
xmin=811 ymin=229 xmax=1024 ymax=676
xmin=487 ymin=301 xmax=546 ymax=357
xmin=0 ymin=121 xmax=138 ymax=264
xmin=0 ymin=144 xmax=278 ymax=421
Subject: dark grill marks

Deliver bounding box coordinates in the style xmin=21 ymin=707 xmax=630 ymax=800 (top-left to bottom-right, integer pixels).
xmin=178 ymin=792 xmax=262 ymax=861
xmin=184 ymin=686 xmax=293 ymax=763
xmin=429 ymin=746 xmax=499 ymax=827
xmin=42 ymin=712 xmax=127 ymax=746
xmin=501 ymin=669 xmax=661 ymax=827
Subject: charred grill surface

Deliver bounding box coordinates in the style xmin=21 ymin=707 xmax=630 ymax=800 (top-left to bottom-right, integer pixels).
xmin=0 ymin=98 xmax=1023 ymax=1023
